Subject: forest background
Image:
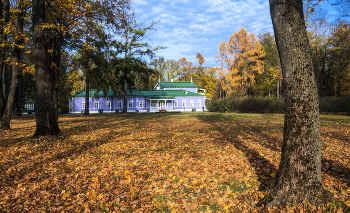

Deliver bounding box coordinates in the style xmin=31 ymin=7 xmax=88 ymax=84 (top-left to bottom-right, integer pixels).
xmin=0 ymin=0 xmax=349 ymax=118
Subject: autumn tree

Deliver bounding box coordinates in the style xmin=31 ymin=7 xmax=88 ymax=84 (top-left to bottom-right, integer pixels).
xmin=216 ymin=28 xmax=264 ymax=96
xmin=0 ymin=0 xmax=27 ymax=129
xmin=258 ymin=0 xmax=333 ymax=208
xmin=149 ymin=57 xmax=181 ymax=82
xmin=254 ymin=31 xmax=281 ymax=97
xmin=177 ymin=57 xmax=194 ymax=81
xmin=164 ymin=60 xmax=179 ymax=81
xmin=149 ymin=57 xmax=166 ymax=79
xmin=328 ymin=21 xmax=350 ymax=96
xmin=307 ymin=8 xmax=331 ymax=97
xmin=191 ymin=53 xmax=217 ymax=98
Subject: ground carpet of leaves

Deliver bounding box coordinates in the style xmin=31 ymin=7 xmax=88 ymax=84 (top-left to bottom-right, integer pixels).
xmin=0 ymin=112 xmax=349 ymax=212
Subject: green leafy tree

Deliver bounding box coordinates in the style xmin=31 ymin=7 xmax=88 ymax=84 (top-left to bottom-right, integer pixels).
xmin=112 ymin=11 xmax=163 ymax=113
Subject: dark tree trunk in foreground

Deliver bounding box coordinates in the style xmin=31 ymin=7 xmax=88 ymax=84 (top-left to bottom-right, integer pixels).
xmin=84 ymin=76 xmax=90 ymax=115
xmin=123 ymin=69 xmax=127 ymax=113
xmin=49 ymin=27 xmax=61 ymax=123
xmin=17 ymin=74 xmax=22 ymax=116
xmin=33 ymin=0 xmax=60 ymax=137
xmin=258 ymin=0 xmax=332 ymax=208
xmin=0 ymin=0 xmax=10 ymax=117
xmin=0 ymin=0 xmax=25 ymax=130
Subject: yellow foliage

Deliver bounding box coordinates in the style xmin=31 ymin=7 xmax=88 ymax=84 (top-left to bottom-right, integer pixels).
xmin=216 ymin=28 xmax=264 ymax=96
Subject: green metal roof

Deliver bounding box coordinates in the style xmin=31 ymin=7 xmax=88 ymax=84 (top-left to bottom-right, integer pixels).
xmin=72 ymin=89 xmax=145 ymax=98
xmin=141 ymin=89 xmax=203 ymax=97
xmin=157 ymin=81 xmax=199 ymax=88
xmin=72 ymin=89 xmax=204 ymax=99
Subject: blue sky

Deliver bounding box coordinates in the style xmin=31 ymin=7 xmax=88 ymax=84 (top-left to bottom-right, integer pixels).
xmin=133 ymin=0 xmax=342 ymax=68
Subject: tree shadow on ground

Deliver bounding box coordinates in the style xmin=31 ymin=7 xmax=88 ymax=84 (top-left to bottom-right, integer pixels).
xmin=196 ymin=113 xmax=350 ymax=190
xmin=196 ymin=114 xmax=277 ymax=191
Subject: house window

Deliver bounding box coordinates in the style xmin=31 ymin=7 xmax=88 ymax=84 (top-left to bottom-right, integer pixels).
xmin=107 ymin=101 xmax=111 ymax=109
xmin=128 ymin=101 xmax=133 ymax=108
xmin=118 ymin=101 xmax=122 ymax=108
xmin=69 ymin=101 xmax=72 ymax=110
xmin=82 ymin=102 xmax=85 ymax=109
xmin=190 ymin=100 xmax=194 ymax=107
xmin=197 ymin=100 xmax=201 ymax=107
xmin=25 ymin=103 xmax=34 ymax=110
xmin=139 ymin=101 xmax=143 ymax=108
xmin=151 ymin=100 xmax=158 ymax=108
xmin=94 ymin=102 xmax=99 ymax=109
xmin=175 ymin=100 xmax=178 ymax=107
xmin=182 ymin=100 xmax=186 ymax=107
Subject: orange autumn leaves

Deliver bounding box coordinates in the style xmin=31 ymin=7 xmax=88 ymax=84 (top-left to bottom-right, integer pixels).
xmin=216 ymin=27 xmax=265 ymax=96
xmin=0 ymin=113 xmax=349 ymax=212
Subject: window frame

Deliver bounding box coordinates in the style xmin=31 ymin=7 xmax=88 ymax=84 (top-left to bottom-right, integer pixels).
xmin=182 ymin=100 xmax=186 ymax=107
xmin=107 ymin=101 xmax=111 ymax=109
xmin=197 ymin=100 xmax=201 ymax=107
xmin=118 ymin=101 xmax=122 ymax=108
xmin=139 ymin=101 xmax=143 ymax=108
xmin=175 ymin=100 xmax=178 ymax=107
xmin=128 ymin=101 xmax=133 ymax=108
xmin=94 ymin=101 xmax=99 ymax=109
xmin=82 ymin=102 xmax=85 ymax=109
xmin=190 ymin=100 xmax=194 ymax=107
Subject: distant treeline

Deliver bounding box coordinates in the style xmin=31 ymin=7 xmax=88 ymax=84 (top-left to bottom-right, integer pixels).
xmin=207 ymin=96 xmax=350 ymax=115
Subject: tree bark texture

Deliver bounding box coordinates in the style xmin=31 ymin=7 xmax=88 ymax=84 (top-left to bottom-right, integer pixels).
xmin=17 ymin=74 xmax=22 ymax=116
xmin=258 ymin=0 xmax=332 ymax=208
xmin=123 ymin=69 xmax=127 ymax=113
xmin=0 ymin=0 xmax=10 ymax=117
xmin=48 ymin=26 xmax=61 ymax=122
xmin=33 ymin=0 xmax=60 ymax=137
xmin=0 ymin=0 xmax=25 ymax=129
xmin=84 ymin=76 xmax=90 ymax=115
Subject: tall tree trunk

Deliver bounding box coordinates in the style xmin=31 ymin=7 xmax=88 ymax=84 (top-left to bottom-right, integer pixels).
xmin=258 ymin=0 xmax=332 ymax=208
xmin=84 ymin=76 xmax=90 ymax=115
xmin=49 ymin=26 xmax=61 ymax=122
xmin=315 ymin=47 xmax=320 ymax=97
xmin=17 ymin=74 xmax=22 ymax=116
xmin=0 ymin=0 xmax=24 ymax=129
xmin=0 ymin=0 xmax=10 ymax=117
xmin=33 ymin=0 xmax=60 ymax=137
xmin=0 ymin=0 xmax=4 ymax=117
xmin=123 ymin=68 xmax=128 ymax=113
xmin=277 ymin=60 xmax=280 ymax=98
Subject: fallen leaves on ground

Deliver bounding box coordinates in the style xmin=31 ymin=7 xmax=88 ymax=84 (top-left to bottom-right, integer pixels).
xmin=0 ymin=112 xmax=349 ymax=212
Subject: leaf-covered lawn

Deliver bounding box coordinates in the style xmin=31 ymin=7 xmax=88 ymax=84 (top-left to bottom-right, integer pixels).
xmin=0 ymin=112 xmax=349 ymax=212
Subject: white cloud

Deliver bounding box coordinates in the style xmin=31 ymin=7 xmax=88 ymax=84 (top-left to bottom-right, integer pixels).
xmin=133 ymin=0 xmax=273 ymax=67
